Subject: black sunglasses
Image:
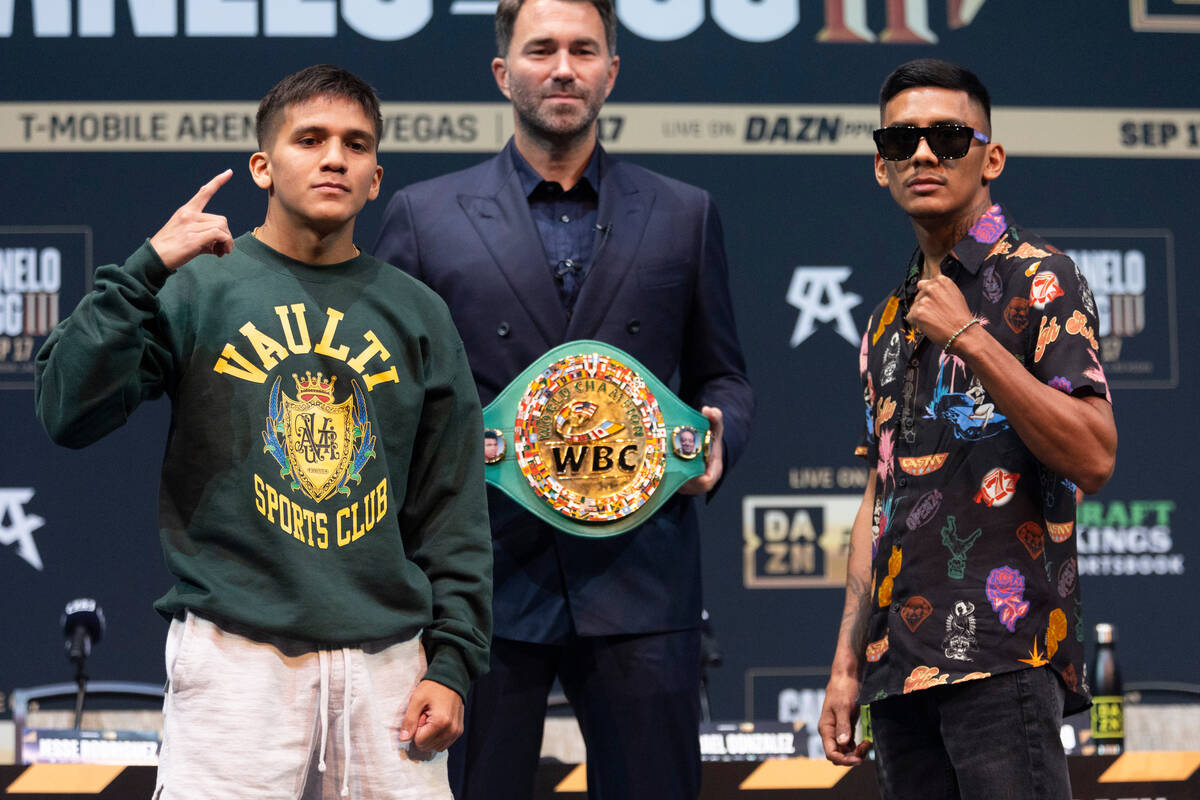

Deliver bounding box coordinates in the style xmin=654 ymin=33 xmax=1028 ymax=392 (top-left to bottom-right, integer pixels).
xmin=873 ymin=124 xmax=990 ymax=161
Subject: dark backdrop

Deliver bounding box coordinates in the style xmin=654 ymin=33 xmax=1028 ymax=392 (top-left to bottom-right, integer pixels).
xmin=1 ymin=1 xmax=1195 ymax=741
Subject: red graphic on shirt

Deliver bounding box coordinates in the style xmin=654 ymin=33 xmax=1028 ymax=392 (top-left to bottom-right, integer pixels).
xmin=1016 ymin=521 xmax=1044 ymax=560
xmin=1003 ymin=296 xmax=1030 ymax=334
xmin=1061 ymin=663 xmax=1078 ymax=693
xmin=974 ymin=468 xmax=1020 ymax=507
xmin=1029 ymin=272 xmax=1064 ymax=309
xmin=900 ymin=596 xmax=933 ymax=632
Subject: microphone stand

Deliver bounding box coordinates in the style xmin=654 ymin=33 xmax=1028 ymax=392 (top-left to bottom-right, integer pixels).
xmin=72 ymin=655 xmax=88 ymax=730
xmin=61 ymin=600 xmax=105 ymax=731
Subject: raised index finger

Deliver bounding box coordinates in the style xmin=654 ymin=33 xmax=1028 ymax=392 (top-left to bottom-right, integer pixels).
xmin=185 ymin=168 xmax=234 ymax=211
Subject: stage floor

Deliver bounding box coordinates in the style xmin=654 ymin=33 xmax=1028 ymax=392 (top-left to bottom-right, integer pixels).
xmin=1 ymin=753 xmax=1199 ymax=799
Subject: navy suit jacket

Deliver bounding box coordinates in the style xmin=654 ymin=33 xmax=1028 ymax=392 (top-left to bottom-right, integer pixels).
xmin=374 ymin=142 xmax=753 ymax=643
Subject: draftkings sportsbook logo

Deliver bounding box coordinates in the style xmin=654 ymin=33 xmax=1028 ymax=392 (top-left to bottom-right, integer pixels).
xmin=1077 ymin=499 xmax=1183 ymax=576
xmin=0 ymin=228 xmax=90 ymax=388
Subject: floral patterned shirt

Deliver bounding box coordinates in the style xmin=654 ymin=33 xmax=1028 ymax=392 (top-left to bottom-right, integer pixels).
xmin=854 ymin=204 xmax=1111 ymax=714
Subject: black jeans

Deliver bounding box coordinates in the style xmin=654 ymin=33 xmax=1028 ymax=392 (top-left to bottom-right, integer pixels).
xmin=870 ymin=667 xmax=1071 ymax=800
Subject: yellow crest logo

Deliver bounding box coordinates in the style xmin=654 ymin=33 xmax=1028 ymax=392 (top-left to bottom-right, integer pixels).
xmin=263 ymin=372 xmax=376 ymax=503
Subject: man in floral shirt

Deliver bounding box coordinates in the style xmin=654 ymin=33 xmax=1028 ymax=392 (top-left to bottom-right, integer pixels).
xmin=818 ymin=59 xmax=1117 ymax=800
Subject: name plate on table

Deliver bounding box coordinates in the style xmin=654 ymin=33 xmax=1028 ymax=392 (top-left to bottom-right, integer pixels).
xmin=22 ymin=729 xmax=160 ymax=765
xmin=483 ymin=341 xmax=710 ymax=537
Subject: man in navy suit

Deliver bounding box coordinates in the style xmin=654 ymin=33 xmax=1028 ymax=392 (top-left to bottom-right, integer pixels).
xmin=374 ymin=1 xmax=752 ymax=796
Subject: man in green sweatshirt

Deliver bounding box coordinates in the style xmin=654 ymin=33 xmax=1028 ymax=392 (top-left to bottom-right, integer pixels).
xmin=35 ymin=65 xmax=492 ymax=800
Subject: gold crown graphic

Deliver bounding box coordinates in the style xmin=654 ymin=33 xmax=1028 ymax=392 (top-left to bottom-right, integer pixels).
xmin=293 ymin=371 xmax=336 ymax=402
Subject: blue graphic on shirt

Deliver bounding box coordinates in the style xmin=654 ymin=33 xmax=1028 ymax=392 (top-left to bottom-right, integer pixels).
xmin=924 ymin=353 xmax=1010 ymax=441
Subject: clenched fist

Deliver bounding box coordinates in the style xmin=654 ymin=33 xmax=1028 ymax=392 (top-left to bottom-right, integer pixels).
xmin=399 ymin=679 xmax=464 ymax=753
xmin=906 ymin=274 xmax=975 ymax=349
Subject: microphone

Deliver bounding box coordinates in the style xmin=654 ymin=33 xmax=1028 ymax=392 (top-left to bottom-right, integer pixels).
xmin=62 ymin=598 xmax=105 ymax=665
xmin=556 ymin=224 xmax=614 ymax=279
xmin=554 ymin=258 xmax=579 ymax=279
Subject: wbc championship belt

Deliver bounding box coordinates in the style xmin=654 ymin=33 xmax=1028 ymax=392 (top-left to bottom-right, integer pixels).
xmin=482 ymin=341 xmax=711 ymax=537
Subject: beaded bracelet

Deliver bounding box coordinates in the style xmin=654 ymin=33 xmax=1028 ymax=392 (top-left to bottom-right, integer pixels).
xmin=943 ymin=318 xmax=981 ymax=353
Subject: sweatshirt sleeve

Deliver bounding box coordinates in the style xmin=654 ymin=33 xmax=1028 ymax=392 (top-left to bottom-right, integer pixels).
xmin=399 ymin=323 xmax=493 ymax=698
xmin=34 ymin=241 xmax=176 ymax=448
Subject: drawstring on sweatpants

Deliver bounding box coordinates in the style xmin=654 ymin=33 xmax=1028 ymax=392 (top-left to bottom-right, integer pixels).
xmin=317 ymin=651 xmax=330 ymax=774
xmin=316 ymin=648 xmax=354 ymax=797
xmin=340 ymin=648 xmax=352 ymax=797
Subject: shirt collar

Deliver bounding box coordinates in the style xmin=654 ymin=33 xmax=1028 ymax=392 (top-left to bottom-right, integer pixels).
xmin=945 ymin=202 xmax=1011 ymax=276
xmin=900 ymin=202 xmax=1012 ymax=307
xmin=507 ymin=137 xmax=601 ymax=199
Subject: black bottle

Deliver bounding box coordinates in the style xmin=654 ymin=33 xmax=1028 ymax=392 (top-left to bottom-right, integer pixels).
xmin=1089 ymin=622 xmax=1124 ymax=755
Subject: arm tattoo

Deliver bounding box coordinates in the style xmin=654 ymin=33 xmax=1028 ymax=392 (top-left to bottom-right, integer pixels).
xmin=840 ymin=535 xmax=872 ymax=663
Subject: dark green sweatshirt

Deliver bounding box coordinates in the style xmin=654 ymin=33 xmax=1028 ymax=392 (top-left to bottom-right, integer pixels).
xmin=35 ymin=233 xmax=492 ymax=698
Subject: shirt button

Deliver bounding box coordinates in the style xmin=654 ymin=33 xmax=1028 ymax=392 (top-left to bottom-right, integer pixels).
xmin=560 ymin=214 xmax=570 ymax=223
xmin=563 ymin=259 xmax=575 ymax=269
xmin=898 ymin=478 xmax=908 ymax=487
xmin=890 ymin=602 xmax=901 ymax=614
xmin=909 ymin=357 xmax=920 ymax=367
xmin=496 ymin=321 xmax=511 ymax=338
xmin=627 ymin=319 xmax=641 ymax=334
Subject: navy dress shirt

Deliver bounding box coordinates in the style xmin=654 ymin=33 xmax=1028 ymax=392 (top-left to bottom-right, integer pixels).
xmin=510 ymin=144 xmax=602 ymax=310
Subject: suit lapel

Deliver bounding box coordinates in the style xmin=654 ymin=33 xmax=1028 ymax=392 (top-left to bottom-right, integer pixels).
xmin=567 ymin=156 xmax=654 ymax=339
xmin=458 ymin=152 xmax=567 ymax=348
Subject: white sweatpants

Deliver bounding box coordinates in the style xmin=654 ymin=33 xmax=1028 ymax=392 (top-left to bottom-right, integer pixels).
xmin=154 ymin=612 xmax=451 ymax=800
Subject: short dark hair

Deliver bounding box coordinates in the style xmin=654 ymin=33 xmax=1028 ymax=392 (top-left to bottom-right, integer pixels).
xmin=256 ymin=64 xmax=383 ymax=151
xmin=879 ymin=58 xmax=991 ymax=132
xmin=484 ymin=430 xmax=498 ymax=441
xmin=495 ymin=0 xmax=617 ymax=58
